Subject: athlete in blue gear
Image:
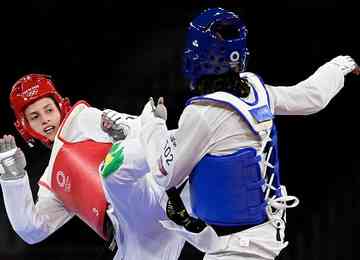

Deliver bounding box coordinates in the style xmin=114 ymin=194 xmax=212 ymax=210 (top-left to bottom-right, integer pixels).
xmin=140 ymin=7 xmax=360 ymax=260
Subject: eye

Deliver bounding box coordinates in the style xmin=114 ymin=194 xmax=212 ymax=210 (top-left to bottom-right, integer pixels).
xmin=47 ymin=108 xmax=53 ymax=113
xmin=29 ymin=114 xmax=39 ymax=121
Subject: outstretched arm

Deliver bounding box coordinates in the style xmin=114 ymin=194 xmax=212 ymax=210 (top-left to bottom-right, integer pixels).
xmin=267 ymin=55 xmax=359 ymax=115
xmin=0 ymin=135 xmax=73 ymax=244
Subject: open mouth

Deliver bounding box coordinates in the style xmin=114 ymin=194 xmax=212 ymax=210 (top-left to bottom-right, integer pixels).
xmin=44 ymin=126 xmax=55 ymax=135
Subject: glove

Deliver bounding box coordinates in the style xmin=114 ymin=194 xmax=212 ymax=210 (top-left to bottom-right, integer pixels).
xmin=101 ymin=109 xmax=131 ymax=142
xmin=0 ymin=135 xmax=26 ymax=181
xmin=329 ymin=55 xmax=359 ymax=76
xmin=140 ymin=97 xmax=167 ymax=126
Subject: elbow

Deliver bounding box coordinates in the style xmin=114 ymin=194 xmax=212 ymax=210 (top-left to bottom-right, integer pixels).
xmin=303 ymin=91 xmax=329 ymax=115
xmin=308 ymin=100 xmax=328 ymax=114
xmin=20 ymin=233 xmax=45 ymax=245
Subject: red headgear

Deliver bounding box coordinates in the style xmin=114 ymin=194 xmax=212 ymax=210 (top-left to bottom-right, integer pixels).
xmin=9 ymin=74 xmax=72 ymax=147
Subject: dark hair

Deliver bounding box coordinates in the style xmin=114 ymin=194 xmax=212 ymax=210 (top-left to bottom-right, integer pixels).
xmin=195 ymin=71 xmax=250 ymax=97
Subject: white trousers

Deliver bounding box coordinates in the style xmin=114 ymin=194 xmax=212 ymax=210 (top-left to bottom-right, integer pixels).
xmin=204 ymin=220 xmax=287 ymax=260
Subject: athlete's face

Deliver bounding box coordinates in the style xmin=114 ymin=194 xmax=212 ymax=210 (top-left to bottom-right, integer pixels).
xmin=24 ymin=97 xmax=61 ymax=142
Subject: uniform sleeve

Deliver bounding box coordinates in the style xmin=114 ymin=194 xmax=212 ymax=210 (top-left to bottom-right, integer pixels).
xmin=266 ymin=61 xmax=345 ymax=115
xmin=141 ymin=105 xmax=213 ymax=188
xmin=0 ymin=173 xmax=74 ymax=244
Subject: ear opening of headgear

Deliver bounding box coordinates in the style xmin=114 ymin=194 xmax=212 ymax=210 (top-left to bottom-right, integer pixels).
xmin=183 ymin=7 xmax=250 ymax=91
xmin=9 ymin=73 xmax=72 ymax=147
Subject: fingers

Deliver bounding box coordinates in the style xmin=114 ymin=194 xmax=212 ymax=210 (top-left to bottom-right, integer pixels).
xmin=157 ymin=97 xmax=164 ymax=105
xmin=103 ymin=109 xmax=122 ymax=122
xmin=0 ymin=138 xmax=4 ymax=153
xmin=9 ymin=135 xmax=16 ymax=150
xmin=0 ymin=135 xmax=16 ymax=153
xmin=102 ymin=109 xmax=123 ymax=131
xmin=101 ymin=112 xmax=113 ymax=131
xmin=154 ymin=97 xmax=167 ymax=121
xmin=352 ymin=65 xmax=360 ymax=76
xmin=149 ymin=97 xmax=156 ymax=111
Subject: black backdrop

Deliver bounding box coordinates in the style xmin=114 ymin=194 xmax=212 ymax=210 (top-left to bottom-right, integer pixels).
xmin=1 ymin=2 xmax=358 ymax=260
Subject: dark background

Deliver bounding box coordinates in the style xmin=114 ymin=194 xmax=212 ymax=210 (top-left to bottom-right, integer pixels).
xmin=1 ymin=1 xmax=358 ymax=260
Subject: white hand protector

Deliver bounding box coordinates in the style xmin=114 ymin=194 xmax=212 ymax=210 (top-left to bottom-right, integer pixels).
xmin=140 ymin=97 xmax=167 ymax=126
xmin=101 ymin=109 xmax=131 ymax=142
xmin=329 ymin=55 xmax=359 ymax=76
xmin=0 ymin=135 xmax=26 ymax=181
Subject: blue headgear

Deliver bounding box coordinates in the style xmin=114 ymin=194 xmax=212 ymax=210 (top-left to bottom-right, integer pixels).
xmin=183 ymin=8 xmax=249 ymax=89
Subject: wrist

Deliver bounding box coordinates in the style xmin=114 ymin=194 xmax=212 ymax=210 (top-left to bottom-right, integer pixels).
xmin=0 ymin=156 xmax=26 ymax=181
